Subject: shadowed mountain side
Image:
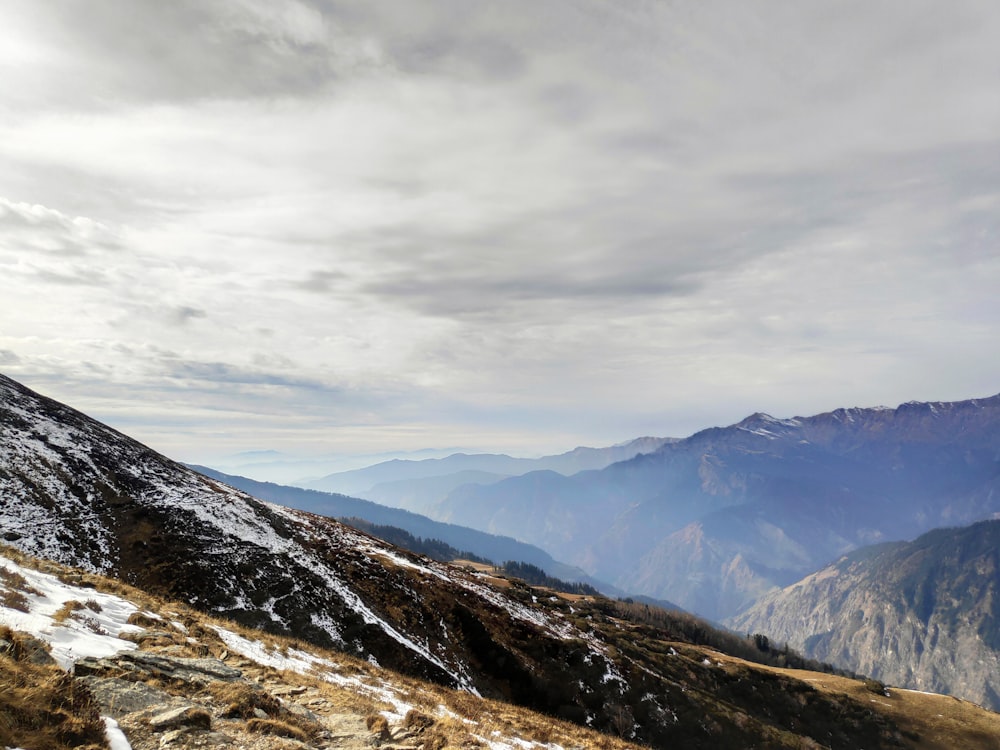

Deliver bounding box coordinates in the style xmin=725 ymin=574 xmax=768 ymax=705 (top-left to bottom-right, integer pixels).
xmin=13 ymin=543 xmax=1000 ymax=750
xmin=728 ymin=520 xmax=1000 ymax=712
xmin=435 ymin=396 xmax=1000 ymax=620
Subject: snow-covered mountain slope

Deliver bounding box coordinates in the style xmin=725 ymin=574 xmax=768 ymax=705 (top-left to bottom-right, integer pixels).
xmin=6 ymin=371 xmax=1000 ymax=748
xmin=7 ymin=544 xmax=1000 ymax=750
xmin=0 ymin=372 xmax=592 ymax=693
xmin=0 ymin=547 xmax=641 ymax=750
xmin=0 ymin=552 xmax=140 ymax=669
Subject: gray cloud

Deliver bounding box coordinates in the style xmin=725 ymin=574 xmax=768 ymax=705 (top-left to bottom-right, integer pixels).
xmin=25 ymin=265 xmax=111 ymax=287
xmin=1 ymin=0 xmax=999 ymax=461
xmin=294 ymin=270 xmax=349 ymax=293
xmin=386 ymin=32 xmax=526 ymax=81
xmin=171 ymin=306 xmax=207 ymax=325
xmin=165 ymin=359 xmax=330 ymax=391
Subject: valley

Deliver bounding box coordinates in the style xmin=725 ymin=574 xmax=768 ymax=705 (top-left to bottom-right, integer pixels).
xmin=3 ymin=371 xmax=1000 ymax=748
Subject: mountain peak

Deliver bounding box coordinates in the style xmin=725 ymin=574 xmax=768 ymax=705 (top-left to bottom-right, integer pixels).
xmin=734 ymin=411 xmax=802 ymax=437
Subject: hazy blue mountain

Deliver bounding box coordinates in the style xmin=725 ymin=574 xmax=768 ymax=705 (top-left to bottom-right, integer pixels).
xmin=205 ymin=447 xmax=464 ymax=485
xmin=728 ymin=520 xmax=1000 ymax=711
xmin=364 ymin=469 xmax=512 ymax=515
xmin=436 ymin=396 xmax=1000 ymax=620
xmin=301 ymin=437 xmax=675 ymax=508
xmin=192 ymin=465 xmax=602 ymax=588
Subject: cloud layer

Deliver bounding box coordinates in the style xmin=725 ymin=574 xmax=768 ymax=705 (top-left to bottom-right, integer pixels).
xmin=2 ymin=0 xmax=999 ymax=461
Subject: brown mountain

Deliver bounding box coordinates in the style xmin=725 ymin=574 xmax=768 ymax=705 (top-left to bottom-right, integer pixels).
xmin=728 ymin=520 xmax=1000 ymax=711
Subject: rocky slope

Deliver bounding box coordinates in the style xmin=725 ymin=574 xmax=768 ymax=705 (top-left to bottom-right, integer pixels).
xmin=192 ymin=466 xmax=599 ymax=587
xmin=0 ymin=545 xmax=647 ymax=750
xmin=7 ymin=544 xmax=1000 ymax=750
xmin=728 ymin=520 xmax=1000 ymax=712
xmin=7 ymin=371 xmax=999 ymax=747
xmin=1 ymin=372 xmax=667 ymax=735
xmin=435 ymin=395 xmax=1000 ymax=619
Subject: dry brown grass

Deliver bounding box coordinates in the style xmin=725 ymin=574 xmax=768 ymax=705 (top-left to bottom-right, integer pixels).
xmin=246 ymin=717 xmax=309 ymax=741
xmin=204 ymin=680 xmax=282 ymax=719
xmin=704 ymin=647 xmax=1000 ymax=750
xmin=52 ymin=598 xmax=86 ymax=623
xmin=1 ymin=586 xmax=31 ymax=612
xmin=0 ymin=563 xmax=42 ymax=612
xmin=0 ymin=628 xmax=108 ymax=750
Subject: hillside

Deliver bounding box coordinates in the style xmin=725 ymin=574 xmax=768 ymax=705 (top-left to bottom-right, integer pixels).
xmin=192 ymin=466 xmax=599 ymax=587
xmin=7 ymin=371 xmax=1000 ymax=747
xmin=434 ymin=396 xmax=1000 ymax=619
xmin=0 ymin=544 xmax=647 ymax=750
xmin=6 ymin=545 xmax=1000 ymax=750
xmin=728 ymin=520 xmax=1000 ymax=712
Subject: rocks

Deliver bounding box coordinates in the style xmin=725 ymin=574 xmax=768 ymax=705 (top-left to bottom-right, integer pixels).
xmin=271 ymin=684 xmax=309 ymax=696
xmin=13 ymin=632 xmax=57 ymax=666
xmin=77 ymin=675 xmax=177 ymax=718
xmin=158 ymin=728 xmax=233 ymax=748
xmin=61 ymin=619 xmax=387 ymax=750
xmin=75 ymin=650 xmax=243 ymax=685
xmin=149 ymin=705 xmax=213 ymax=731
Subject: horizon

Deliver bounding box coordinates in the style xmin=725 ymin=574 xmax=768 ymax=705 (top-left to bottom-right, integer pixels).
xmin=2 ymin=2 xmax=998 ymax=465
xmin=5 ymin=367 xmax=997 ymax=486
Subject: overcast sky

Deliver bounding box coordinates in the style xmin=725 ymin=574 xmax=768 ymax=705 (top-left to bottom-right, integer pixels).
xmin=2 ymin=0 xmax=999 ymax=465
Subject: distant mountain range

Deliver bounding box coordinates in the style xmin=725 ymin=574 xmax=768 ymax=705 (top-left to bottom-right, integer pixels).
xmin=429 ymin=396 xmax=1000 ymax=620
xmin=302 ymin=437 xmax=675 ymax=514
xmin=191 ymin=465 xmax=607 ymax=589
xmin=10 ymin=370 xmax=984 ymax=747
xmin=9 ymin=370 xmax=1000 ymax=743
xmin=729 ymin=520 xmax=1000 ymax=711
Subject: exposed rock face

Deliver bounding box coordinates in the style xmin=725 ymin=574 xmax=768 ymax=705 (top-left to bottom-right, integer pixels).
xmin=437 ymin=395 xmax=1000 ymax=619
xmin=728 ymin=520 xmax=1000 ymax=711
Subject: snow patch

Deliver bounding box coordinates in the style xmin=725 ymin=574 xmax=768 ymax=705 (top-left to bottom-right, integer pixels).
xmin=0 ymin=555 xmax=141 ymax=669
xmin=103 ymin=716 xmax=133 ymax=750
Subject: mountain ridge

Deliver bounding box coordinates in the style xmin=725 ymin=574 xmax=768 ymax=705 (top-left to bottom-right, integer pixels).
xmin=0 ymin=370 xmax=933 ymax=747
xmin=433 ymin=393 xmax=1000 ymax=619
xmin=302 ymin=436 xmax=676 ymax=514
xmin=5 ymin=371 xmax=1000 ymax=747
xmin=190 ymin=465 xmax=608 ymax=590
xmin=728 ymin=519 xmax=1000 ymax=711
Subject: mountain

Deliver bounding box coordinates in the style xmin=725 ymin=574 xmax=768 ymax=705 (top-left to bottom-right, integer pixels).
xmin=301 ymin=437 xmax=674 ymax=514
xmin=0 ymin=545 xmax=666 ymax=750
xmin=207 ymin=446 xmax=463 ymax=486
xmin=8 ymin=546 xmax=1000 ymax=750
xmin=435 ymin=395 xmax=1000 ymax=620
xmin=728 ymin=519 xmax=1000 ymax=711
xmin=9 ymin=371 xmax=1000 ymax=747
xmin=363 ymin=469 xmax=512 ymax=515
xmin=190 ymin=466 xmax=601 ymax=587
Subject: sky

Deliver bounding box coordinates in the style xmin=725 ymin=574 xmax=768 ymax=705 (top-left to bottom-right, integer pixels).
xmin=1 ymin=0 xmax=999 ymax=468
